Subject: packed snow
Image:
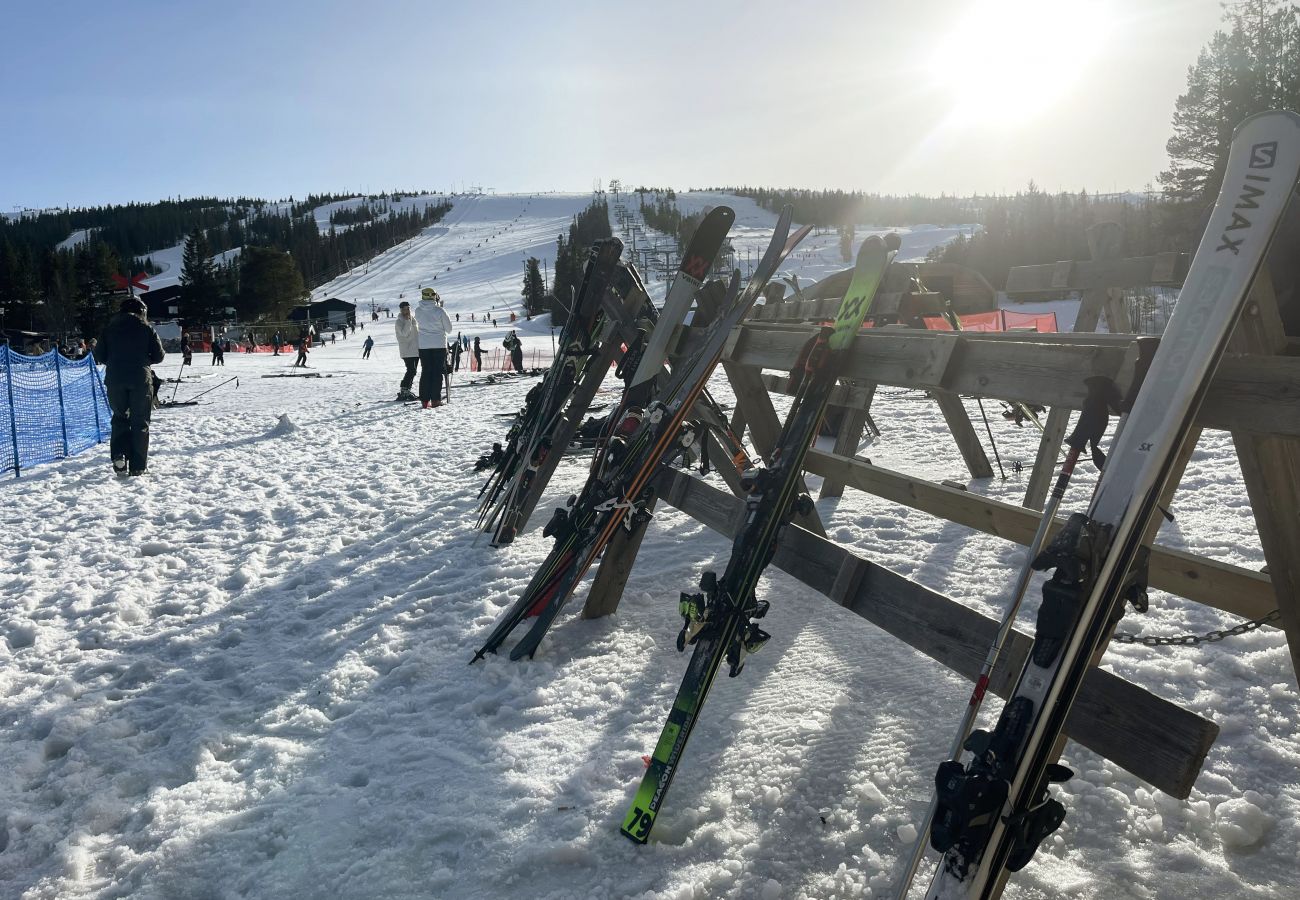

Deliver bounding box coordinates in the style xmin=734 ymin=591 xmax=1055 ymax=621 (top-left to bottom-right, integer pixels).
xmin=1 ymin=193 xmax=1295 ymax=900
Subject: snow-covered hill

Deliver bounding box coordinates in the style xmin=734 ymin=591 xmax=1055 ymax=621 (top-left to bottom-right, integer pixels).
xmin=0 ymin=194 xmax=1293 ymax=900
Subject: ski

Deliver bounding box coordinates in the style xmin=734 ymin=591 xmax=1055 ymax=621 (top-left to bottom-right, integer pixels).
xmin=482 ymin=208 xmax=735 ymax=541
xmin=471 ymin=207 xmax=811 ymax=663
xmin=621 ymin=233 xmax=897 ymax=845
xmin=627 ymin=205 xmax=736 ymax=388
xmin=923 ymin=110 xmax=1300 ymax=900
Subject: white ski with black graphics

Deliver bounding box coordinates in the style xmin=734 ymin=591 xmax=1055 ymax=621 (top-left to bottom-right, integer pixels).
xmin=626 ymin=206 xmax=736 ymax=388
xmin=923 ymin=109 xmax=1300 ymax=900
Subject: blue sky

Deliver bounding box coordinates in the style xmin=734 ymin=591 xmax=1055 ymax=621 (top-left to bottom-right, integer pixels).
xmin=2 ymin=0 xmax=1225 ymax=208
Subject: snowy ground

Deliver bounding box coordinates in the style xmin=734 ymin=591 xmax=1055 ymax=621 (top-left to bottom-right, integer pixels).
xmin=1 ymin=195 xmax=1296 ymax=900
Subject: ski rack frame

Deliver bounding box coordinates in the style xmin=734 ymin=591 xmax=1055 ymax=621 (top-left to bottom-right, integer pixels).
xmin=575 ymin=226 xmax=1299 ymax=810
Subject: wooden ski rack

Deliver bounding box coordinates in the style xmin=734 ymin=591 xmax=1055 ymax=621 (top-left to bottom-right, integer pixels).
xmin=573 ymin=217 xmax=1300 ymax=808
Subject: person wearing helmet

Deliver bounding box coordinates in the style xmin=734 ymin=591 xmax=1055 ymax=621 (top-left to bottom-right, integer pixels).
xmin=414 ymin=288 xmax=452 ymax=408
xmin=94 ymin=296 xmax=165 ymax=475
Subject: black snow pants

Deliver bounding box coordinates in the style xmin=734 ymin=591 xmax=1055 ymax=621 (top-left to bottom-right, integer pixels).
xmin=418 ymin=348 xmax=446 ymax=403
xmin=401 ymin=357 xmax=419 ymax=391
xmin=107 ymin=376 xmax=154 ymax=472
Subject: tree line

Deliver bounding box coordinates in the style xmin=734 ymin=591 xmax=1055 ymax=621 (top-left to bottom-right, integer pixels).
xmin=0 ymin=194 xmax=450 ymax=338
xmin=550 ymin=197 xmax=613 ymax=323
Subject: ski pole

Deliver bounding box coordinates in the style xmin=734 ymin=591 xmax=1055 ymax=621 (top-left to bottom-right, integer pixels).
xmin=182 ymin=376 xmax=239 ymax=404
xmin=976 ymin=397 xmax=1005 ymax=480
xmin=170 ymin=360 xmax=187 ymax=403
xmin=892 ymin=338 xmax=1157 ymax=898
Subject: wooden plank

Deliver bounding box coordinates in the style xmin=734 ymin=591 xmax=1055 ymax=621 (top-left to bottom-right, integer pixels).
xmin=933 ymin=389 xmax=995 ymax=479
xmin=1005 ymin=252 xmax=1191 ymax=295
xmin=820 ymin=402 xmax=872 ymax=499
xmin=801 ymin=449 xmax=1277 ymax=620
xmin=819 ymin=380 xmax=877 ymax=498
xmin=655 ymin=468 xmax=1218 ymax=798
xmin=733 ymin=327 xmax=1300 ymax=438
xmin=1227 ymin=273 xmax=1300 ymax=689
xmin=582 ymin=495 xmax=658 ymax=620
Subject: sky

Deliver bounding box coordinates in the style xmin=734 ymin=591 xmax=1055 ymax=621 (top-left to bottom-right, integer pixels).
xmin=1 ymin=0 xmax=1228 ymax=210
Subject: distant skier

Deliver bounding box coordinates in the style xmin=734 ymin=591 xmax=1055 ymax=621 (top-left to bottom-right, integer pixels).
xmin=211 ymin=337 xmax=224 ymax=366
xmin=272 ymin=330 xmax=282 ymax=356
xmin=450 ymin=338 xmax=463 ymax=372
xmin=362 ymin=335 xmax=374 ymax=359
xmin=294 ymin=334 xmax=310 ymax=368
xmin=95 ymin=297 xmax=165 ymax=476
xmin=473 ymin=335 xmax=483 ymax=372
xmin=415 ymin=288 xmax=452 ymax=408
xmin=395 ymin=300 xmax=419 ymax=401
xmin=180 ymin=334 xmax=193 ymax=367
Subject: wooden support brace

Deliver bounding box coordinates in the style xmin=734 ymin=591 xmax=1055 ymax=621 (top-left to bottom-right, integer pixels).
xmin=1226 ymin=272 xmax=1300 ymax=689
xmin=655 ymin=467 xmax=1218 ymax=798
xmin=800 ymin=449 xmax=1276 ymax=621
xmin=819 ymin=381 xmax=876 ymax=499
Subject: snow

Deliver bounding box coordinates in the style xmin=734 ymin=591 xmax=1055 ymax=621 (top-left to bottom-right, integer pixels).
xmin=1 ymin=192 xmax=1295 ymax=900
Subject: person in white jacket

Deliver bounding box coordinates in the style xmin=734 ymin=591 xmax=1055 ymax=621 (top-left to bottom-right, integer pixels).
xmin=414 ymin=288 xmax=453 ymax=407
xmin=395 ymin=300 xmax=420 ymax=401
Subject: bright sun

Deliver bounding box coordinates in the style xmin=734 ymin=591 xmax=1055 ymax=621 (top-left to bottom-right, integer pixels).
xmin=928 ymin=0 xmax=1116 ymax=126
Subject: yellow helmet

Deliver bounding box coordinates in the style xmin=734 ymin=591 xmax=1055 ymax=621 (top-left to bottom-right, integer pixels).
xmin=421 ymin=287 xmax=438 ymax=301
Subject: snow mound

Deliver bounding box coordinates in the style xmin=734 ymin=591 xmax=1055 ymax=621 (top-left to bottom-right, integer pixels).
xmin=269 ymin=412 xmax=297 ymax=435
xmin=1215 ymin=795 xmax=1275 ymax=849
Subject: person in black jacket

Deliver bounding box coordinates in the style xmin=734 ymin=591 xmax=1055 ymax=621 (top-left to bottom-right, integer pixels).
xmin=95 ymin=297 xmax=165 ymax=475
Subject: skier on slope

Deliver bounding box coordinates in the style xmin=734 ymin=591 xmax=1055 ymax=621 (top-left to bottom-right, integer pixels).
xmin=362 ymin=335 xmax=374 ymax=359
xmin=472 ymin=335 xmax=483 ymax=372
xmin=95 ymin=297 xmax=165 ymax=476
xmin=415 ymin=288 xmax=452 ymax=408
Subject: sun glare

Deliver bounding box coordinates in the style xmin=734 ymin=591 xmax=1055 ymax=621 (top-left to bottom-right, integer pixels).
xmin=929 ymin=0 xmax=1115 ymax=126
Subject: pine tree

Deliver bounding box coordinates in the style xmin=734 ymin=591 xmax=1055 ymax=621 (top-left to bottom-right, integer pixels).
xmin=521 ymin=257 xmax=546 ymax=317
xmin=1161 ymin=1 xmax=1300 ymax=205
xmin=179 ymin=227 xmax=220 ymax=323
xmin=238 ymin=245 xmax=305 ymax=321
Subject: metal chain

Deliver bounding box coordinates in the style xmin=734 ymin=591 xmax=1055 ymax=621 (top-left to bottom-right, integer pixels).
xmin=1112 ymin=609 xmax=1281 ymax=646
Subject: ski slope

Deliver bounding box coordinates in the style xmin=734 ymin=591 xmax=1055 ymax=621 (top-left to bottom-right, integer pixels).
xmin=0 ymin=197 xmax=1294 ymax=900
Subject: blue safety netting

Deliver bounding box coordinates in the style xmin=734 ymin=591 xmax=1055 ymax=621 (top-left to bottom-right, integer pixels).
xmin=1 ymin=345 xmax=112 ymax=477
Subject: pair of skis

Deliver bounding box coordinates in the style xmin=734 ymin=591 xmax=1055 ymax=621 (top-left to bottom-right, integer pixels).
xmin=472 ymin=207 xmax=811 ymax=664
xmin=621 ymin=232 xmax=900 ymax=844
xmin=481 ymin=206 xmax=738 ymax=546
xmin=900 ymin=110 xmax=1300 ymax=898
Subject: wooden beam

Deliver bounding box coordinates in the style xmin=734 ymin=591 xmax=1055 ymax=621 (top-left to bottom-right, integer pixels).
xmin=1005 ymin=251 xmax=1191 ymax=295
xmin=1227 ymin=272 xmax=1300 ymax=689
xmin=655 ymin=468 xmax=1218 ymax=798
xmin=800 ymin=449 xmax=1276 ymax=620
xmin=739 ymin=328 xmax=1300 ymax=438
xmin=820 ymin=383 xmax=876 ymax=499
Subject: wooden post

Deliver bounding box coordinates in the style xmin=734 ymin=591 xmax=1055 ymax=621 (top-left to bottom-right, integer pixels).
xmin=933 ymin=389 xmax=995 ymax=479
xmin=819 ymin=380 xmax=876 ymax=499
xmin=1226 ymin=271 xmax=1300 ymax=688
xmin=1023 ymin=221 xmax=1124 ymax=509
